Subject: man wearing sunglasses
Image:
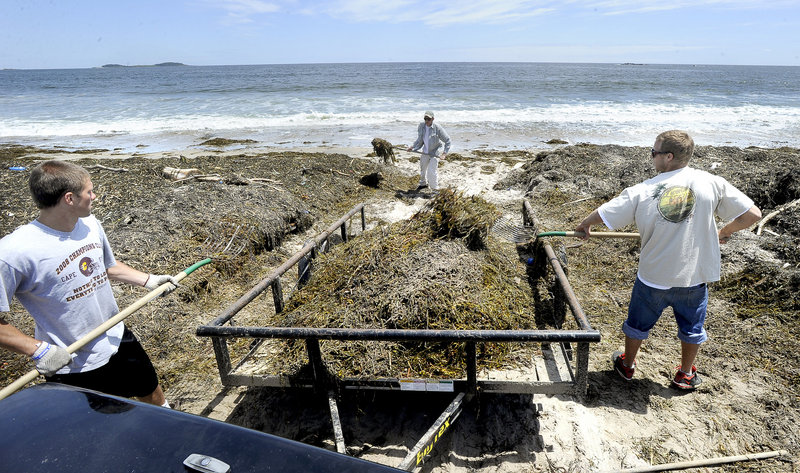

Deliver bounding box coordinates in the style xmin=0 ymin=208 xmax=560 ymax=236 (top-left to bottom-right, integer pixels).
xmin=407 ymin=111 xmax=451 ymax=192
xmin=575 ymin=130 xmax=761 ymax=390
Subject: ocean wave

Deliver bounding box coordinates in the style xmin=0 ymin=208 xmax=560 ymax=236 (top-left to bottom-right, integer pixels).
xmin=2 ymin=103 xmax=797 ymax=135
xmin=2 ymin=102 xmax=798 ymax=152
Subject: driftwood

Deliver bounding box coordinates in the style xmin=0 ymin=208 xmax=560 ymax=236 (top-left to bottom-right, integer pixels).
xmin=171 ymin=174 xmax=221 ymax=183
xmin=563 ymin=196 xmax=593 ymax=206
xmin=166 ymin=170 xmax=284 ymax=190
xmin=604 ymin=449 xmax=787 ymax=473
xmin=755 ymin=198 xmax=800 ymax=235
xmin=249 ymin=177 xmax=281 ymax=184
xmin=162 ymin=167 xmax=200 ymax=180
xmin=86 ymin=164 xmax=128 ymax=172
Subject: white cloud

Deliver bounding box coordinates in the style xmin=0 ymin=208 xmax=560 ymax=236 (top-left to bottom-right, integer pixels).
xmin=202 ymin=0 xmax=798 ymax=26
xmin=323 ymin=0 xmax=554 ymax=25
xmin=210 ymin=0 xmax=282 ymax=13
xmin=316 ymin=0 xmax=415 ymax=22
xmin=319 ymin=0 xmax=797 ymax=24
xmin=578 ymin=0 xmax=796 ymax=16
xmin=201 ymin=0 xmax=282 ymax=24
xmin=419 ymin=2 xmax=556 ymax=26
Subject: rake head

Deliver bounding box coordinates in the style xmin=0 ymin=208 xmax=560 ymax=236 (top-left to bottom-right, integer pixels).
xmin=491 ymin=217 xmax=537 ymax=243
xmin=199 ymin=222 xmax=253 ymax=261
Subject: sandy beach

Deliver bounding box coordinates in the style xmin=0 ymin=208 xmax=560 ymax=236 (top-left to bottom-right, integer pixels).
xmin=1 ymin=141 xmax=798 ymax=472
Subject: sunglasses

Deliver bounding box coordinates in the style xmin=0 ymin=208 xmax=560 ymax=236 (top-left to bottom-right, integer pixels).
xmin=424 ymin=116 xmax=433 ymax=120
xmin=651 ymin=148 xmax=670 ymax=158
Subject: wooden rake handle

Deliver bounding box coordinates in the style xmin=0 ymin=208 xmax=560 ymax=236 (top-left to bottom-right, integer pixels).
xmin=0 ymin=258 xmax=212 ymax=401
xmin=537 ymin=231 xmax=640 ymax=239
xmin=399 ymin=148 xmax=426 ymax=155
xmin=391 ymin=146 xmax=432 ymax=156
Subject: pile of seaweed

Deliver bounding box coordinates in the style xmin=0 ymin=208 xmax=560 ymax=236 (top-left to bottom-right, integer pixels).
xmin=0 ymin=147 xmax=413 ymax=387
xmin=497 ymin=144 xmax=800 ymax=266
xmin=276 ymin=189 xmax=537 ymax=378
xmin=499 ymin=143 xmax=800 ymax=400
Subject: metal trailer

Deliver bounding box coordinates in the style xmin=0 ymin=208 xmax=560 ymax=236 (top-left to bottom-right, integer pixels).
xmin=196 ymin=200 xmax=600 ymax=471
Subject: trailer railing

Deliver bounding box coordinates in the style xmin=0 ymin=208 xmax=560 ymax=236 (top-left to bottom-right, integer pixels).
xmin=196 ymin=200 xmax=600 ymax=471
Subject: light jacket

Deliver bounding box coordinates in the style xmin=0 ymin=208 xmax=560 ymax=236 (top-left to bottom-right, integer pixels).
xmin=411 ymin=122 xmax=451 ymax=157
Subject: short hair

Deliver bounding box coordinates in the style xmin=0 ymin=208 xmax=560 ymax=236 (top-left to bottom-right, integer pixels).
xmin=29 ymin=161 xmax=90 ymax=209
xmin=656 ymin=130 xmax=694 ymax=165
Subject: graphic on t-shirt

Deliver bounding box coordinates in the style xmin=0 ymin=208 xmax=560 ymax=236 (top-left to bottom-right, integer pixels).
xmin=79 ymin=256 xmax=98 ymax=277
xmin=656 ymin=185 xmax=696 ymax=223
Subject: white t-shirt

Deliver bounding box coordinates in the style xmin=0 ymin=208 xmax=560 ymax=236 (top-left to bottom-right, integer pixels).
xmin=598 ymin=167 xmax=753 ymax=288
xmin=422 ymin=125 xmax=433 ymax=155
xmin=0 ymin=215 xmax=123 ymax=374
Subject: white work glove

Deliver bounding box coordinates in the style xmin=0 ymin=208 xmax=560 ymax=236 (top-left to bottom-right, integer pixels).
xmin=32 ymin=341 xmax=72 ymax=376
xmin=144 ymin=274 xmax=179 ymax=295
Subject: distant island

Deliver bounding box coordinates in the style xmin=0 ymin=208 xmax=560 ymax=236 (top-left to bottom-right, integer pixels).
xmin=101 ymin=62 xmax=187 ymax=68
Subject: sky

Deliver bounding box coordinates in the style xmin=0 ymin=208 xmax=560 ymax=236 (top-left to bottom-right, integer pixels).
xmin=1 ymin=0 xmax=799 ymax=69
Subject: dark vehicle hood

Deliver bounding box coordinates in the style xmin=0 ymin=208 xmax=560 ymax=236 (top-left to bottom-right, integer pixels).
xmin=0 ymin=383 xmax=399 ymax=472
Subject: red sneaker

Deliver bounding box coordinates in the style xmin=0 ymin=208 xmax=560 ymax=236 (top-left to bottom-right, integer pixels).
xmin=671 ymin=365 xmax=702 ymax=390
xmin=612 ymin=351 xmax=635 ymax=381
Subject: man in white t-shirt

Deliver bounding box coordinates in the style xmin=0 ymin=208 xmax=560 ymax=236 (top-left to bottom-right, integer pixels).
xmin=575 ymin=130 xmax=761 ymax=390
xmin=0 ymin=161 xmax=179 ymax=406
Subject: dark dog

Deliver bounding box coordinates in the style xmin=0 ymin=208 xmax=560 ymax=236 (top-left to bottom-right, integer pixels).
xmin=371 ymin=138 xmax=397 ymax=165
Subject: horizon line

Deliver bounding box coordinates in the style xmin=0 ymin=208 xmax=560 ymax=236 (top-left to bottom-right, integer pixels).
xmin=3 ymin=60 xmax=800 ymax=71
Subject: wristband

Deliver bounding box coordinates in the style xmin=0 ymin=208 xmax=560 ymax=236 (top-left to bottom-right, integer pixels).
xmin=32 ymin=342 xmax=51 ymax=360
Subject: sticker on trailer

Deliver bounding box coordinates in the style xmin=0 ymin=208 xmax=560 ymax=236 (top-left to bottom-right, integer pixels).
xmin=425 ymin=380 xmax=454 ymax=392
xmin=399 ymin=379 xmax=426 ymax=391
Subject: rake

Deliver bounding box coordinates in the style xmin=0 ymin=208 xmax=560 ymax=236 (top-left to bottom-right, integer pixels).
xmin=536 ymin=230 xmax=640 ymax=239
xmin=491 ymin=217 xmax=639 ymax=243
xmin=0 ymin=222 xmax=255 ymax=400
xmin=491 ymin=217 xmax=539 ymax=243
xmin=201 ymin=224 xmax=249 ymax=259
xmin=196 ymin=220 xmax=260 ymax=263
xmin=0 ymin=259 xmax=212 ymax=401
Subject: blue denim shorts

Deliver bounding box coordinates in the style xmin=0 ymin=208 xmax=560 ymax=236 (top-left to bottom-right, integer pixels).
xmin=623 ymin=277 xmax=708 ymax=344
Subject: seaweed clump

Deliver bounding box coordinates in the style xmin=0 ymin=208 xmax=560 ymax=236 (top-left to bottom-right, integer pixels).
xmin=278 ymin=189 xmax=536 ymax=378
xmin=199 ymin=137 xmax=257 ymax=147
xmin=370 ymin=138 xmax=396 ymax=165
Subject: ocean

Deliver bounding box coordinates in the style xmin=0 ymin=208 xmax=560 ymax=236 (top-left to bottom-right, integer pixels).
xmin=2 ymin=62 xmax=799 ymax=153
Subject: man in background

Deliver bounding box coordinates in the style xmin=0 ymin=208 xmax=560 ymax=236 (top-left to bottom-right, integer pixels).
xmin=408 ymin=110 xmax=451 ymax=192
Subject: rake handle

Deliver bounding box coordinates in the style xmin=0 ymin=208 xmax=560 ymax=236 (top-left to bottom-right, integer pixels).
xmin=0 ymin=258 xmax=212 ymax=401
xmin=538 ymin=231 xmax=640 ymax=239
xmin=392 ymin=146 xmax=427 ymax=156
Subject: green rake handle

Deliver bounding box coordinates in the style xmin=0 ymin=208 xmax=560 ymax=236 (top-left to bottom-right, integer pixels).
xmin=0 ymin=258 xmax=212 ymax=401
xmin=537 ymin=231 xmax=640 ymax=239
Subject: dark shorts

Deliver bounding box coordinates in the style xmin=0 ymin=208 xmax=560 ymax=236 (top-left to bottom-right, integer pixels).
xmin=46 ymin=327 xmax=159 ymax=398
